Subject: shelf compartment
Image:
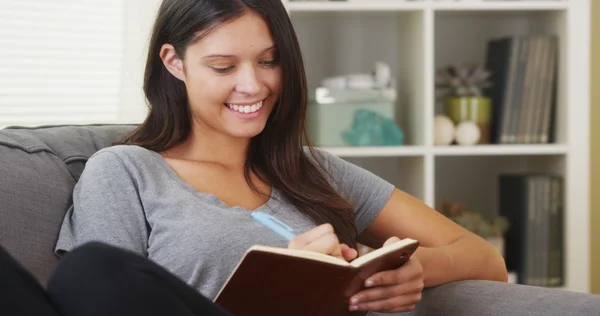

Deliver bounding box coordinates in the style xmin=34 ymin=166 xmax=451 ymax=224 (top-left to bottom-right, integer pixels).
xmin=434 ymin=155 xmax=564 ymax=219
xmin=344 ymin=155 xmax=425 ymax=201
xmin=433 ymin=9 xmax=567 ymax=145
xmin=290 ymin=10 xmax=427 ymax=146
xmin=435 ymin=154 xmax=566 ymax=288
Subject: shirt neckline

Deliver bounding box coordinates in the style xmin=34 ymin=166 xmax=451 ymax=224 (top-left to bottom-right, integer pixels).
xmin=146 ymin=148 xmax=279 ymax=213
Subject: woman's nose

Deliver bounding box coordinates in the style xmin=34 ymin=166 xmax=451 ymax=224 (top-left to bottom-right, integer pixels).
xmin=235 ymin=67 xmax=261 ymax=95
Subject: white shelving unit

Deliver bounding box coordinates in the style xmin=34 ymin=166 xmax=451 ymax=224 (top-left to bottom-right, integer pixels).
xmin=282 ymin=0 xmax=590 ymax=293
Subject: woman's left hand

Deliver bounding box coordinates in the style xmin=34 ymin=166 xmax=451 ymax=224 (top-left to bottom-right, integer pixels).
xmin=348 ymin=237 xmax=424 ymax=313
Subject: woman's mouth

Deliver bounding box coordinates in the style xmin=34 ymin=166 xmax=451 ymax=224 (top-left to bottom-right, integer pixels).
xmin=225 ymin=100 xmax=263 ymax=113
xmin=224 ymin=100 xmax=265 ymax=118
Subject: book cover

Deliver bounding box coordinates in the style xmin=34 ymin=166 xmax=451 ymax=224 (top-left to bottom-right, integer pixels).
xmin=214 ymin=238 xmax=419 ymax=316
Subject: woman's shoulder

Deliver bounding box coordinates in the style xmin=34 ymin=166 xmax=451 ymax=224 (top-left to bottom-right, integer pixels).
xmin=84 ymin=145 xmax=160 ymax=174
xmin=91 ymin=144 xmax=156 ymax=162
xmin=75 ymin=145 xmax=169 ymax=191
xmin=304 ymin=147 xmax=346 ymax=174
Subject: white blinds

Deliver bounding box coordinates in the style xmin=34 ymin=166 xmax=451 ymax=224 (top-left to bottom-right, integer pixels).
xmin=0 ymin=0 xmax=124 ymax=128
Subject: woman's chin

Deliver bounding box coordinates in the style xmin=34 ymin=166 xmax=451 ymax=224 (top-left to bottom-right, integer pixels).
xmin=227 ymin=125 xmax=267 ymax=139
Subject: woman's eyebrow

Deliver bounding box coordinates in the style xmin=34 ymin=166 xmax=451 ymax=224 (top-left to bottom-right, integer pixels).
xmin=202 ymin=54 xmax=236 ymax=59
xmin=202 ymin=45 xmax=276 ymax=59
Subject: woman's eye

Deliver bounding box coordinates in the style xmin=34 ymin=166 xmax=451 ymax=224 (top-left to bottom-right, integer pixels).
xmin=260 ymin=60 xmax=278 ymax=68
xmin=211 ymin=66 xmax=234 ymax=74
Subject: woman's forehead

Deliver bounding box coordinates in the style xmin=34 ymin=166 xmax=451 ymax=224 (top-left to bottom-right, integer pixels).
xmin=187 ymin=11 xmax=275 ymax=57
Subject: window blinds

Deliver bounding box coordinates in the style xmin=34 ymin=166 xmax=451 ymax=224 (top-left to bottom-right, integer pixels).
xmin=0 ymin=0 xmax=124 ymax=128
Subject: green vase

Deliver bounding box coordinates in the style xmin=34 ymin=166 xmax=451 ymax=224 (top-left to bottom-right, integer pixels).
xmin=444 ymin=96 xmax=492 ymax=144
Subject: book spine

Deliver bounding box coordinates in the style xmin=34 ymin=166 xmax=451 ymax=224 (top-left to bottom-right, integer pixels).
xmin=548 ymin=176 xmax=564 ymax=286
xmin=540 ymin=36 xmax=558 ymax=143
xmin=531 ymin=37 xmax=550 ymax=143
xmin=541 ymin=177 xmax=551 ymax=286
xmin=498 ymin=175 xmax=529 ymax=282
xmin=518 ymin=37 xmax=537 ymax=143
xmin=527 ymin=176 xmax=539 ymax=285
xmin=497 ymin=38 xmax=519 ymax=144
xmin=508 ymin=37 xmax=529 ymax=143
xmin=526 ymin=37 xmax=544 ymax=144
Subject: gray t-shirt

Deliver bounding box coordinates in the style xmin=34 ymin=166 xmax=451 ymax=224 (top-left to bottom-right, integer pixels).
xmin=55 ymin=145 xmax=395 ymax=300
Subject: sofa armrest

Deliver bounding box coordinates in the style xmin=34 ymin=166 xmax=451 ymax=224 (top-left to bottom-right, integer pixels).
xmin=414 ymin=280 xmax=600 ymax=316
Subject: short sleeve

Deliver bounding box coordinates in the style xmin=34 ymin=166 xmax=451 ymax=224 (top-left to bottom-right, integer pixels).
xmin=309 ymin=149 xmax=395 ymax=233
xmin=55 ymin=151 xmax=149 ymax=257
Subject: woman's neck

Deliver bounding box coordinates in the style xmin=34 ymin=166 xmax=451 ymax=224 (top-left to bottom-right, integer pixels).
xmin=167 ymin=124 xmax=250 ymax=169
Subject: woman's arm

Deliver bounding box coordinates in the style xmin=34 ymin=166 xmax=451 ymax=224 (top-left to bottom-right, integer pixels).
xmin=358 ymin=189 xmax=508 ymax=287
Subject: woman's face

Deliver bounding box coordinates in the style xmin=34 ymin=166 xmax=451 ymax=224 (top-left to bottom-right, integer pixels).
xmin=165 ymin=10 xmax=282 ymax=139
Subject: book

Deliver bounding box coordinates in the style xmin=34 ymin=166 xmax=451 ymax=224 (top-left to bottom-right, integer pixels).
xmin=484 ymin=35 xmax=558 ymax=144
xmin=214 ymin=238 xmax=420 ymax=316
xmin=498 ymin=173 xmax=563 ymax=287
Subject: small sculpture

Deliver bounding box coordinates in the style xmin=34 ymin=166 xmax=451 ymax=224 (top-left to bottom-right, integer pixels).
xmin=435 ymin=64 xmax=492 ymax=100
xmin=434 ymin=115 xmax=455 ymax=146
xmin=342 ymin=109 xmax=404 ymax=146
xmin=321 ymin=61 xmax=393 ymax=90
xmin=434 ymin=64 xmax=491 ymax=145
xmin=455 ymin=121 xmax=481 ymax=146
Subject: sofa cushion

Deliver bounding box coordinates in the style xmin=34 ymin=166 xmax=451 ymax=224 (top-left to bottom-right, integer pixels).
xmin=0 ymin=124 xmax=135 ymax=285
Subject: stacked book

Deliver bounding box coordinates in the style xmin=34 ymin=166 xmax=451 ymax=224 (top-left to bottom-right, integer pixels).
xmin=498 ymin=174 xmax=564 ymax=287
xmin=484 ymin=35 xmax=558 ymax=144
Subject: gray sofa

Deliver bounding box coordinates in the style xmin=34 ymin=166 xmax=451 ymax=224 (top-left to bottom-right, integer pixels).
xmin=1 ymin=124 xmax=599 ymax=316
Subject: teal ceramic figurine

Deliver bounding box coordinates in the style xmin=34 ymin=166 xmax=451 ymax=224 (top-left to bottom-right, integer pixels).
xmin=342 ymin=109 xmax=404 ymax=146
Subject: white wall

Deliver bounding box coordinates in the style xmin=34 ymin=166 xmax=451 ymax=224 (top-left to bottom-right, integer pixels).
xmin=118 ymin=0 xmax=162 ymax=123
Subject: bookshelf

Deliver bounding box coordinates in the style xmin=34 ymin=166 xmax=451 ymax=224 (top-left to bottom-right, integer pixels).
xmin=282 ymin=0 xmax=590 ymax=293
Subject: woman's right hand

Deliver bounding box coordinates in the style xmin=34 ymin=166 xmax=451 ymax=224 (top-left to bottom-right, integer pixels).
xmin=288 ymin=224 xmax=358 ymax=262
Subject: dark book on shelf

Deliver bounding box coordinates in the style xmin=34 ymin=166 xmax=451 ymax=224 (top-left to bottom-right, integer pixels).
xmin=484 ymin=35 xmax=558 ymax=144
xmin=498 ymin=174 xmax=563 ymax=287
xmin=484 ymin=37 xmax=514 ymax=144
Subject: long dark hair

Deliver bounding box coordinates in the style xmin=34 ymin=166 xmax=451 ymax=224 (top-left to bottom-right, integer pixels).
xmin=118 ymin=0 xmax=358 ymax=247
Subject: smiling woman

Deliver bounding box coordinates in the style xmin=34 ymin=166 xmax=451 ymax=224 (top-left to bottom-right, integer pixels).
xmin=0 ymin=0 xmax=507 ymax=315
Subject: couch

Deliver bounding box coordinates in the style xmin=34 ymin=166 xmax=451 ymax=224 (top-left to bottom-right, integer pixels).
xmin=1 ymin=124 xmax=599 ymax=316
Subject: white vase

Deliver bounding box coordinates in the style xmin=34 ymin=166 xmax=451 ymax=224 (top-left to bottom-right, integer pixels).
xmin=485 ymin=236 xmax=505 ymax=257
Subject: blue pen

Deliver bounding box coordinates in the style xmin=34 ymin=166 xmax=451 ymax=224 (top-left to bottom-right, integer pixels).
xmin=251 ymin=211 xmax=296 ymax=241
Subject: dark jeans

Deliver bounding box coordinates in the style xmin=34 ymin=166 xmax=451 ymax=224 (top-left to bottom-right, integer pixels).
xmin=0 ymin=242 xmax=231 ymax=316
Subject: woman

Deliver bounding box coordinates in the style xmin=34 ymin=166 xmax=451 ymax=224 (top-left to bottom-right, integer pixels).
xmin=2 ymin=0 xmax=507 ymax=315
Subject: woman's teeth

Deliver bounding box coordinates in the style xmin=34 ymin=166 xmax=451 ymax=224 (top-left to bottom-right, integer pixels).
xmin=226 ymin=101 xmax=263 ymax=113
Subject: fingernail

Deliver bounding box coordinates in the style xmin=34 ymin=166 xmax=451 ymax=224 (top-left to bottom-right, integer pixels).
xmin=365 ymin=279 xmax=374 ymax=287
xmin=350 ymin=297 xmax=359 ymax=305
xmin=349 ymin=305 xmax=359 ymax=311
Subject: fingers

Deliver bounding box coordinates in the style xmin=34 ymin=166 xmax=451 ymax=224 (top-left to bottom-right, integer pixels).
xmin=383 ymin=236 xmax=401 ymax=247
xmin=341 ymin=244 xmax=358 ymax=261
xmin=288 ymin=223 xmax=335 ymax=249
xmin=348 ymin=256 xmax=425 ymax=313
xmin=349 ymin=280 xmax=423 ymax=313
xmin=350 ymin=294 xmax=422 ymax=313
xmin=364 ymin=257 xmax=423 ymax=287
xmin=288 ymin=224 xmax=352 ymax=261
xmin=350 ymin=293 xmax=421 ymax=313
xmin=350 ymin=278 xmax=424 ymax=306
xmin=303 ymin=233 xmax=342 ymax=259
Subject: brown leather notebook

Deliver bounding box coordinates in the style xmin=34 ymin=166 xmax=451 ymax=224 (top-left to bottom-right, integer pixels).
xmin=214 ymin=238 xmax=419 ymax=316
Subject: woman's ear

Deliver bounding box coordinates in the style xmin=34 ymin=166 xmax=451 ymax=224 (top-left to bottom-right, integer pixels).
xmin=160 ymin=44 xmax=185 ymax=81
